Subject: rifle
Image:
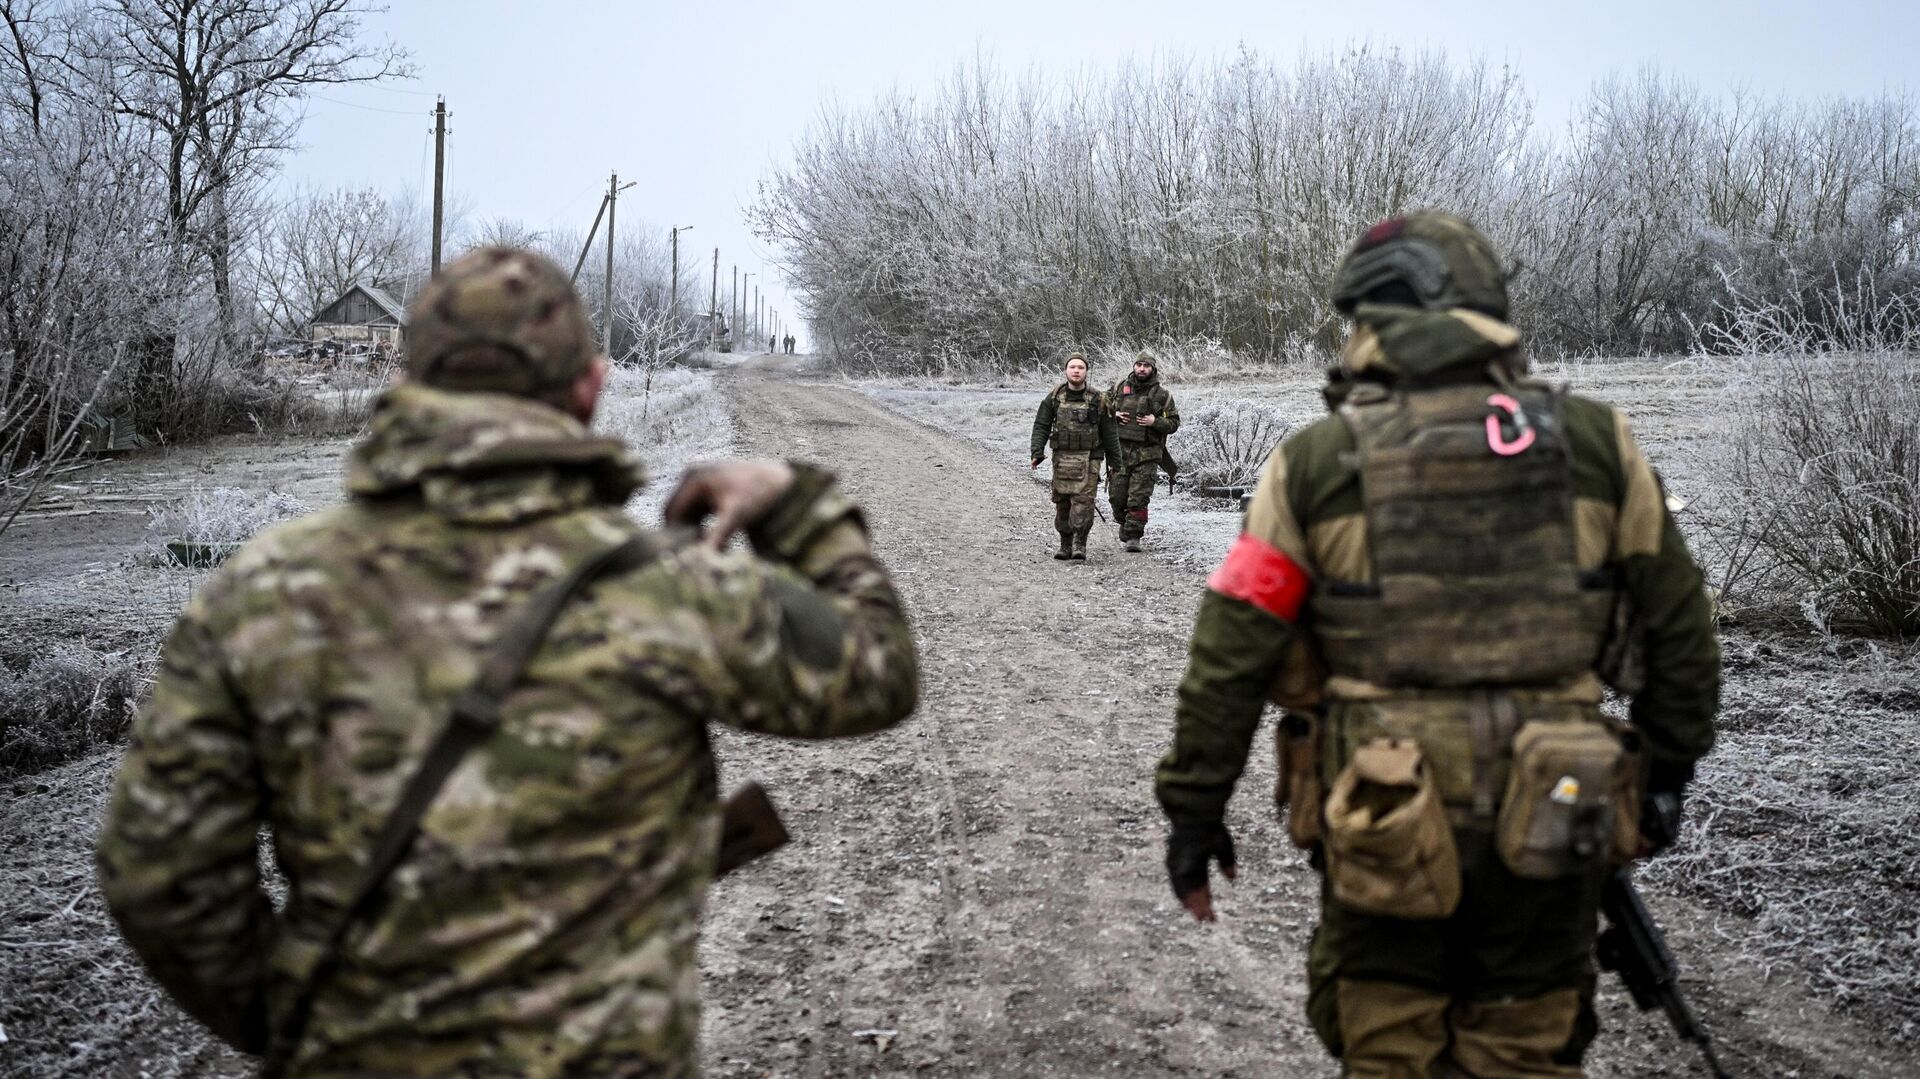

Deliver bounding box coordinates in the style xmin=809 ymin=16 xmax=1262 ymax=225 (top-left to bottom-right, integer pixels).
xmin=1597 ymin=870 xmax=1732 ymax=1079
xmin=715 ymin=782 xmax=789 ymax=878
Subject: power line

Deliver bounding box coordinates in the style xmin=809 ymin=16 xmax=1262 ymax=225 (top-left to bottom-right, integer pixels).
xmin=307 ymin=93 xmax=422 ymax=116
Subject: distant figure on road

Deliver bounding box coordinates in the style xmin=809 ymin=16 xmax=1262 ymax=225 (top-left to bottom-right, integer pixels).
xmin=1030 ymin=351 xmax=1121 ymax=561
xmin=97 ymin=247 xmax=919 ymax=1077
xmin=784 ymin=333 xmax=795 ymax=354
xmin=1155 ymin=213 xmax=1719 ymax=1078
xmin=770 ymin=334 xmax=777 ymax=353
xmin=1107 ymin=352 xmax=1180 ymax=553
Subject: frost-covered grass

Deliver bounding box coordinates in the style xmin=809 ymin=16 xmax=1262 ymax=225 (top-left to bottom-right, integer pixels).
xmin=595 ymin=364 xmax=737 ymax=522
xmin=143 ymin=485 xmax=311 ymax=548
xmin=598 ymin=364 xmax=735 ymax=476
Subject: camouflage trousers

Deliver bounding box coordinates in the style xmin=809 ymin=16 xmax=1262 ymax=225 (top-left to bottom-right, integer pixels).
xmin=1107 ymin=462 xmax=1158 ymax=541
xmin=1051 ymin=451 xmax=1100 ymax=534
xmin=1306 ymin=827 xmax=1604 ymax=1077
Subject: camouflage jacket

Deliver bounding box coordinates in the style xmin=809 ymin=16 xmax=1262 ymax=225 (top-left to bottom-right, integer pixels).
xmin=1107 ymin=372 xmax=1180 ymax=467
xmin=1156 ymin=307 xmax=1718 ymax=825
xmin=98 ymin=383 xmax=919 ymax=1077
xmin=1029 ymin=382 xmax=1122 ymax=463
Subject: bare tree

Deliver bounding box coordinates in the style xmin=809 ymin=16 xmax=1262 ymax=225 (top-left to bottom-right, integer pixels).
xmin=69 ymin=0 xmax=410 ymax=347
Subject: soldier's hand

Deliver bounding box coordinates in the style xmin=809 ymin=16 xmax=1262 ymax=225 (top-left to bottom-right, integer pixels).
xmin=1137 ymin=413 xmax=1156 ymax=427
xmin=663 ymin=460 xmax=797 ymax=550
xmin=1032 ymin=457 xmax=1043 ymax=470
xmin=1166 ymin=821 xmax=1237 ymax=923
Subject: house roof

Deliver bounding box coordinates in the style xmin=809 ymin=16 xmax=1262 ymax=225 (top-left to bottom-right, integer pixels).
xmin=360 ymin=284 xmax=407 ymax=323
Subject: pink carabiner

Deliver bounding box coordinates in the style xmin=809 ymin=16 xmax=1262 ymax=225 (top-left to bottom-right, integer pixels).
xmin=1486 ymin=393 xmax=1536 ymax=456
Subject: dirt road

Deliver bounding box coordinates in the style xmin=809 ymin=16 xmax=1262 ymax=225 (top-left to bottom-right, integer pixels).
xmin=693 ymin=365 xmax=1905 ymax=1078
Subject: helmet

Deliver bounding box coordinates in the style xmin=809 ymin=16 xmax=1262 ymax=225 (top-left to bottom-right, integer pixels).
xmin=1330 ymin=213 xmax=1509 ymax=320
xmin=405 ymin=247 xmax=596 ymax=397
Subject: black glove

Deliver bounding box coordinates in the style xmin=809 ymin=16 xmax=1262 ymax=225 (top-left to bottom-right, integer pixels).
xmin=1639 ymin=759 xmax=1694 ymax=857
xmin=1166 ymin=821 xmax=1237 ymax=902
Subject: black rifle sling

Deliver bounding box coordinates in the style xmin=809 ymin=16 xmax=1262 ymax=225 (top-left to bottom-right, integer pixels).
xmin=263 ymin=533 xmax=658 ymax=1076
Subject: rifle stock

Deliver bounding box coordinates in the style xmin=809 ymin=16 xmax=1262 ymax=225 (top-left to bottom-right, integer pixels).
xmin=1597 ymin=870 xmax=1732 ymax=1079
xmin=715 ymin=782 xmax=789 ymax=879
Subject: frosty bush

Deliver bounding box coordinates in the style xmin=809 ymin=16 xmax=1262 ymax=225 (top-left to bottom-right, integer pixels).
xmin=0 ymin=643 xmax=149 ymax=777
xmin=146 ymin=487 xmax=312 ymax=548
xmin=1702 ymin=356 xmax=1920 ymax=636
xmin=1178 ymin=399 xmax=1291 ymax=489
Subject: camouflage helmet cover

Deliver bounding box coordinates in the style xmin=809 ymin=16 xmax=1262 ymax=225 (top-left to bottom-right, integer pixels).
xmin=406 ymin=247 xmax=597 ymax=396
xmin=1330 ymin=212 xmax=1509 ymax=320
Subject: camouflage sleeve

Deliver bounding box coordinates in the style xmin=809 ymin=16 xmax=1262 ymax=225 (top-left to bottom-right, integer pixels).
xmin=1154 ymin=447 xmax=1306 ymax=825
xmin=1030 ymin=392 xmax=1057 ymax=462
xmin=1610 ymin=413 xmax=1719 ymax=782
xmin=712 ymin=464 xmax=918 ymax=738
xmin=95 ymin=585 xmax=272 ymax=1053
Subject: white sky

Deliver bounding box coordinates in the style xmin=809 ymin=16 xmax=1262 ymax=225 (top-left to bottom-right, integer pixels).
xmin=283 ymin=0 xmax=1920 ymax=342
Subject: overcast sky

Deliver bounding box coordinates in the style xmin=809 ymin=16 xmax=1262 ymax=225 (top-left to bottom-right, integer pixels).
xmin=282 ymin=0 xmax=1920 ymax=344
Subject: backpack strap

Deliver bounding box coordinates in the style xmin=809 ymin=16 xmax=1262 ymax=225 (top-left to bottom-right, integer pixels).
xmin=261 ymin=532 xmax=660 ymax=1076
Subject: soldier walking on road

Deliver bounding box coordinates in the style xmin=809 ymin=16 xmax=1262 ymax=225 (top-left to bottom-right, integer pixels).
xmin=97 ymin=247 xmax=920 ymax=1078
xmin=1155 ymin=214 xmax=1719 ymax=1078
xmin=1031 ymin=351 xmax=1121 ymax=561
xmin=1107 ymin=352 xmax=1180 ymax=553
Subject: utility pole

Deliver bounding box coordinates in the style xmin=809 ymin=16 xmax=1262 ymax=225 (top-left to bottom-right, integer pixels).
xmin=602 ymin=171 xmax=634 ymax=356
xmin=669 ymin=225 xmax=692 ymax=324
xmin=755 ymin=286 xmax=762 ymax=350
xmin=731 ymin=265 xmax=739 ymax=349
xmin=743 ymin=273 xmax=755 ymax=349
xmin=430 ymin=97 xmax=448 ymax=275
xmin=709 ymin=247 xmax=719 ymax=352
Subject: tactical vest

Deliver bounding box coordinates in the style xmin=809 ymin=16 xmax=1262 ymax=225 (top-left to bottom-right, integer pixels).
xmin=1113 ymin=379 xmax=1169 ymax=444
xmin=1310 ymin=381 xmax=1615 ymax=690
xmin=1050 ymin=385 xmax=1103 ymax=453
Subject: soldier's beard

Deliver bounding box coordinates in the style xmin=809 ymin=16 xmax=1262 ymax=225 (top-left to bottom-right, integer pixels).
xmin=1066 ymin=375 xmax=1085 ymax=389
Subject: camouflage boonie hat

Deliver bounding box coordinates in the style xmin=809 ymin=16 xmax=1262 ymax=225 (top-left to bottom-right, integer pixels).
xmin=1330 ymin=212 xmax=1509 ymax=320
xmin=406 ymin=247 xmax=596 ymax=396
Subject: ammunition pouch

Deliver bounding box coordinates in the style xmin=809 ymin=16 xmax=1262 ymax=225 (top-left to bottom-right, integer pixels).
xmin=1323 ymin=738 xmax=1461 ymax=919
xmin=1117 ymin=421 xmax=1149 ymax=443
xmin=1050 ymin=450 xmax=1092 ymax=494
xmin=1495 ymin=719 xmax=1639 ymax=879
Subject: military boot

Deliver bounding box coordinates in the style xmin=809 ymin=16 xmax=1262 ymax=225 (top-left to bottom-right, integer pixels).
xmin=1125 ymin=538 xmax=1142 ymax=553
xmin=1071 ymin=527 xmax=1090 ymax=560
xmin=1054 ymin=532 xmax=1073 ymax=560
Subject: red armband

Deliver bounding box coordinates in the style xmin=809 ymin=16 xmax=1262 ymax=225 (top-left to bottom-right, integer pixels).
xmin=1207 ymin=533 xmax=1311 ymax=623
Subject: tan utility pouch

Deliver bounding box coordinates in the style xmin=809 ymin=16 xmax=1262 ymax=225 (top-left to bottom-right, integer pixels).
xmin=1496 ymin=721 xmax=1631 ymax=879
xmin=1323 ymin=738 xmax=1461 ymax=919
xmin=1051 ymin=450 xmax=1091 ymax=492
xmin=1273 ymin=711 xmax=1324 ymax=849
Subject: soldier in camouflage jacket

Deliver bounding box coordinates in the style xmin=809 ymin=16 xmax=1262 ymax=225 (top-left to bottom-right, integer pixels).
xmin=1030 ymin=351 xmax=1122 ymax=560
xmin=97 ymin=248 xmax=920 ymax=1078
xmin=1107 ymin=353 xmax=1181 ymax=551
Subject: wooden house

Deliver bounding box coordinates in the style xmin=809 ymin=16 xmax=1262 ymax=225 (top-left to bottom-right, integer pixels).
xmin=308 ymin=283 xmax=407 ymax=349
